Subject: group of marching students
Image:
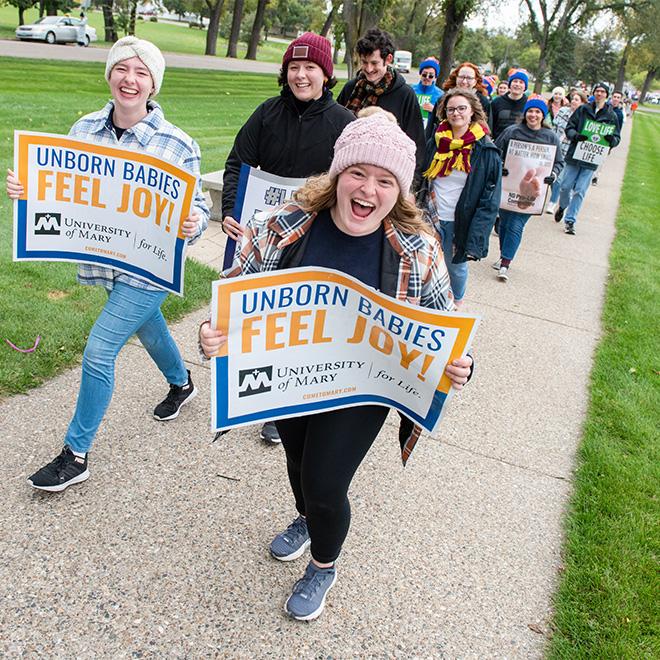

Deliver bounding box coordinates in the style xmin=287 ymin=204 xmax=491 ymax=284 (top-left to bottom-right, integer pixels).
xmin=6 ymin=27 xmax=622 ymax=621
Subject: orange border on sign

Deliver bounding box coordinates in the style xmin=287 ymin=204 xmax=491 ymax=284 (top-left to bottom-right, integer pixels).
xmin=213 ymin=269 xmax=477 ymax=394
xmin=16 ymin=131 xmax=196 ymax=239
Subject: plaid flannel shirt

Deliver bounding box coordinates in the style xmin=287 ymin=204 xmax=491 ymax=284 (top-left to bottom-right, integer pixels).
xmin=223 ymin=203 xmax=453 ymax=464
xmin=69 ymin=101 xmax=209 ymax=291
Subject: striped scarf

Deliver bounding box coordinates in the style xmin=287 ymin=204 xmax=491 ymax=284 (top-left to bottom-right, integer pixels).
xmin=344 ymin=67 xmax=395 ymax=115
xmin=424 ymin=120 xmax=487 ymax=179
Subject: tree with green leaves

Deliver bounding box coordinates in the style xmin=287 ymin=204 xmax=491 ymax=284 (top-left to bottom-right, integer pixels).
xmin=438 ymin=0 xmax=481 ymax=80
xmin=342 ymin=0 xmax=392 ymax=77
xmin=8 ymin=0 xmax=37 ymax=26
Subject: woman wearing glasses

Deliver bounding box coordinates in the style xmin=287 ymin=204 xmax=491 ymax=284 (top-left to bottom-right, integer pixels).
xmin=420 ymin=88 xmax=501 ymax=307
xmin=426 ymin=62 xmax=491 ymax=139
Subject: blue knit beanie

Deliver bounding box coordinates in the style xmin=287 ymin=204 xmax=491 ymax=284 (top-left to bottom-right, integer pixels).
xmin=508 ymin=70 xmax=529 ymax=90
xmin=419 ymin=58 xmax=440 ymax=78
xmin=524 ymin=96 xmax=548 ymax=117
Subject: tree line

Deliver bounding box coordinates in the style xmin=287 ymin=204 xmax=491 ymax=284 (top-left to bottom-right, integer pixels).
xmin=6 ymin=0 xmax=657 ymax=95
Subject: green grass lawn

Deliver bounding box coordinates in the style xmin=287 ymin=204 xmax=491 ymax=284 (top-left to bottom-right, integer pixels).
xmin=0 ymin=57 xmax=279 ymax=397
xmin=548 ymin=112 xmax=660 ymax=657
xmin=0 ymin=5 xmax=291 ymax=62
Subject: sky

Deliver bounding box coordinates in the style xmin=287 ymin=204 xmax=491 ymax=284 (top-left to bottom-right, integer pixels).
xmin=466 ymin=0 xmax=524 ymax=33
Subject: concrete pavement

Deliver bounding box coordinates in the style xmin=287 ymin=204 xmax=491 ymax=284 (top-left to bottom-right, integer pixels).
xmin=0 ymin=107 xmax=632 ymax=655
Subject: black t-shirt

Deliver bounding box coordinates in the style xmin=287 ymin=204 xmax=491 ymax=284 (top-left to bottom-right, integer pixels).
xmin=110 ymin=115 xmax=126 ymax=140
xmin=300 ymin=209 xmax=383 ymax=289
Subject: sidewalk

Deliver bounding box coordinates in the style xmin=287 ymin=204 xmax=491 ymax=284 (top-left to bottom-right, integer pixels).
xmin=0 ymin=122 xmax=632 ymax=657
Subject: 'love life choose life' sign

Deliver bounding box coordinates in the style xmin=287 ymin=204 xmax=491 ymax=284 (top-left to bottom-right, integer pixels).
xmin=209 ymin=267 xmax=480 ymax=434
xmin=13 ymin=131 xmax=197 ymax=295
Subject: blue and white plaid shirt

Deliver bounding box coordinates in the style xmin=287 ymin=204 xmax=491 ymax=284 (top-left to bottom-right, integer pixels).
xmin=68 ymin=100 xmax=209 ymax=291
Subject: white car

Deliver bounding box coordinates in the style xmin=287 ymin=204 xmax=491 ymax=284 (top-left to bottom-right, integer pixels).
xmin=15 ymin=16 xmax=98 ymax=46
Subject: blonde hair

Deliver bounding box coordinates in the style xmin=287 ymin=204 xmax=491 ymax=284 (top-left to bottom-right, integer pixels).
xmin=293 ymin=173 xmax=431 ymax=236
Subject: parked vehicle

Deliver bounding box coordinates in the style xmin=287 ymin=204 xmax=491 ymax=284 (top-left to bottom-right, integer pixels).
xmin=393 ymin=50 xmax=412 ymax=73
xmin=15 ymin=16 xmax=98 ymax=46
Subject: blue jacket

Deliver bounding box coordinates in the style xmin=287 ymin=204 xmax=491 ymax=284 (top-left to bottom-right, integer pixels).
xmin=420 ymin=135 xmax=502 ymax=263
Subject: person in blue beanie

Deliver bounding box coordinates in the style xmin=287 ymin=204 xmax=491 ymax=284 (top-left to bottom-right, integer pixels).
xmin=494 ymin=96 xmax=563 ymax=281
xmin=411 ymin=58 xmax=443 ymax=129
xmin=490 ymin=69 xmax=529 ymax=139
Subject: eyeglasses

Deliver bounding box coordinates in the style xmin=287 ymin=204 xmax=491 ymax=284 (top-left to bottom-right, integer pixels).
xmin=446 ymin=105 xmax=469 ymax=115
xmin=457 ymin=75 xmax=475 ymax=81
xmin=421 ymin=73 xmax=435 ymax=79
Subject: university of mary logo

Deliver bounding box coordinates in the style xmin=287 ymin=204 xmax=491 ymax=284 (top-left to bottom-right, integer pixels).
xmin=34 ymin=213 xmax=61 ymax=235
xmin=238 ymin=366 xmax=273 ymax=397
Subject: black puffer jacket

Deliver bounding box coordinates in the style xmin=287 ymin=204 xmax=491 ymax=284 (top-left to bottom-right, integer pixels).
xmin=337 ymin=70 xmax=425 ymax=185
xmin=222 ymin=87 xmax=354 ymax=218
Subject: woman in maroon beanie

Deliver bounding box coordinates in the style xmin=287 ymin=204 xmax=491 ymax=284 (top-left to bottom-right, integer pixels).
xmin=220 ymin=32 xmax=354 ymax=445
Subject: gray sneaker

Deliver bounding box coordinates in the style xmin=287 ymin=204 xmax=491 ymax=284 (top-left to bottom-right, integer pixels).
xmin=270 ymin=515 xmax=310 ymax=561
xmin=285 ymin=561 xmax=337 ymax=621
xmin=260 ymin=421 xmax=281 ymax=444
xmin=491 ymin=258 xmax=502 ymax=270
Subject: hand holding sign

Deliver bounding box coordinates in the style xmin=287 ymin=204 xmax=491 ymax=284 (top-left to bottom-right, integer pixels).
xmin=6 ymin=169 xmax=23 ymax=199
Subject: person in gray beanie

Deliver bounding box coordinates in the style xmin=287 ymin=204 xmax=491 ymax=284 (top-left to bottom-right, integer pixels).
xmin=5 ymin=37 xmax=209 ymax=493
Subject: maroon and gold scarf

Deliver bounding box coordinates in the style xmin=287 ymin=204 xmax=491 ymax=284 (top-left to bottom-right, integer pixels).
xmin=423 ymin=120 xmax=488 ymax=179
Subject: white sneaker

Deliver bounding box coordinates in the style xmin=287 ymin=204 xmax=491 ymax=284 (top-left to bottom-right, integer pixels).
xmin=545 ymin=202 xmax=556 ymax=215
xmin=497 ymin=266 xmax=509 ymax=281
xmin=491 ymin=258 xmax=502 ymax=270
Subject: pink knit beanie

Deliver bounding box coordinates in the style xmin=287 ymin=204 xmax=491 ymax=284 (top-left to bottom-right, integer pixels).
xmin=282 ymin=32 xmax=333 ymax=79
xmin=328 ymin=113 xmax=416 ymax=194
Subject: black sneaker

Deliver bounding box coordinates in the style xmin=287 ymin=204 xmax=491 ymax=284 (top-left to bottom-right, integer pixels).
xmin=493 ymin=216 xmax=500 ymax=235
xmin=554 ymin=207 xmax=565 ymax=223
xmin=28 ymin=446 xmax=90 ymax=492
xmin=260 ymin=421 xmax=281 ymax=444
xmin=153 ymin=370 xmax=197 ymax=421
xmin=592 ymin=176 xmax=598 ymax=186
xmin=564 ymin=222 xmax=576 ymax=235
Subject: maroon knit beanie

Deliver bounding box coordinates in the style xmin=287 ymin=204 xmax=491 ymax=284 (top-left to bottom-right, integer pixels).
xmin=282 ymin=32 xmax=333 ymax=79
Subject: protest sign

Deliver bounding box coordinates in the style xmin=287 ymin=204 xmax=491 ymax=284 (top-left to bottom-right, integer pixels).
xmin=223 ymin=165 xmax=307 ymax=269
xmin=500 ymin=139 xmax=556 ymax=215
xmin=415 ymin=91 xmax=433 ymax=128
xmin=572 ymin=119 xmax=614 ymax=167
xmin=210 ymin=267 xmax=479 ymax=435
xmin=13 ymin=131 xmax=197 ymax=295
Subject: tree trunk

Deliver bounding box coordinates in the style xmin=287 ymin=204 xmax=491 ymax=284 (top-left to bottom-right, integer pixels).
xmin=39 ymin=0 xmax=45 ymax=18
xmin=102 ymin=0 xmax=118 ymax=42
xmin=205 ymin=0 xmax=225 ymax=56
xmin=18 ymin=7 xmax=25 ymax=25
xmin=226 ymin=0 xmax=245 ymax=58
xmin=534 ymin=49 xmax=548 ymax=93
xmin=640 ymin=65 xmax=657 ymax=101
xmin=439 ymin=0 xmax=466 ymax=79
xmin=615 ymin=39 xmax=631 ymax=92
xmin=45 ymin=0 xmax=57 ymax=16
xmin=320 ymin=6 xmax=334 ymax=37
xmin=246 ymin=0 xmax=268 ymax=59
xmin=128 ymin=0 xmax=137 ymax=36
xmin=343 ymin=0 xmax=359 ymax=78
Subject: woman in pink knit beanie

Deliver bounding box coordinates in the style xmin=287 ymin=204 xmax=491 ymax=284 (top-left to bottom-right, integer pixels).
xmin=200 ymin=111 xmax=473 ymax=621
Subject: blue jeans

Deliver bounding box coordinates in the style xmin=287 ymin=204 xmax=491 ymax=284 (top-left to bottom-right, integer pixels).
xmin=549 ymin=169 xmax=564 ymax=205
xmin=65 ymin=282 xmax=188 ymax=453
xmin=559 ymin=162 xmax=595 ymax=224
xmin=498 ymin=210 xmax=531 ymax=262
xmin=438 ymin=220 xmax=468 ymax=302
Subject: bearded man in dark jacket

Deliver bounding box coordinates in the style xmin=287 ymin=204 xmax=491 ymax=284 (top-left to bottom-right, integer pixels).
xmin=337 ymin=28 xmax=425 ymax=185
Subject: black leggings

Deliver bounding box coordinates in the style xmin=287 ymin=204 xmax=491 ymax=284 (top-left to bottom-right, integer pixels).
xmin=275 ymin=405 xmax=389 ymax=564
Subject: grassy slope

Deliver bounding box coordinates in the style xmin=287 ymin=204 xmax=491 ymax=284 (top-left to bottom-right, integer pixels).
xmin=0 ymin=57 xmax=278 ymax=397
xmin=0 ymin=6 xmax=290 ymax=62
xmin=548 ymin=112 xmax=660 ymax=657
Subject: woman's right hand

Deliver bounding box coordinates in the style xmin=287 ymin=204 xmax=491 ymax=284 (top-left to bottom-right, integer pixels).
xmin=223 ymin=215 xmax=244 ymax=241
xmin=6 ymin=169 xmax=24 ymax=199
xmin=199 ymin=320 xmax=227 ymax=358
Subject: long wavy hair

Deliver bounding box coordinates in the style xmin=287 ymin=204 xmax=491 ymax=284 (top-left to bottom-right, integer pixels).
xmin=435 ymin=87 xmax=489 ymax=128
xmin=293 ymin=173 xmax=431 ymax=237
xmin=442 ymin=62 xmax=487 ymax=96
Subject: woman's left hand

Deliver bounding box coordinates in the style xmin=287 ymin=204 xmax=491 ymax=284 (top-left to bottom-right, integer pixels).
xmin=181 ymin=212 xmax=201 ymax=237
xmin=445 ymin=356 xmax=473 ymax=390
